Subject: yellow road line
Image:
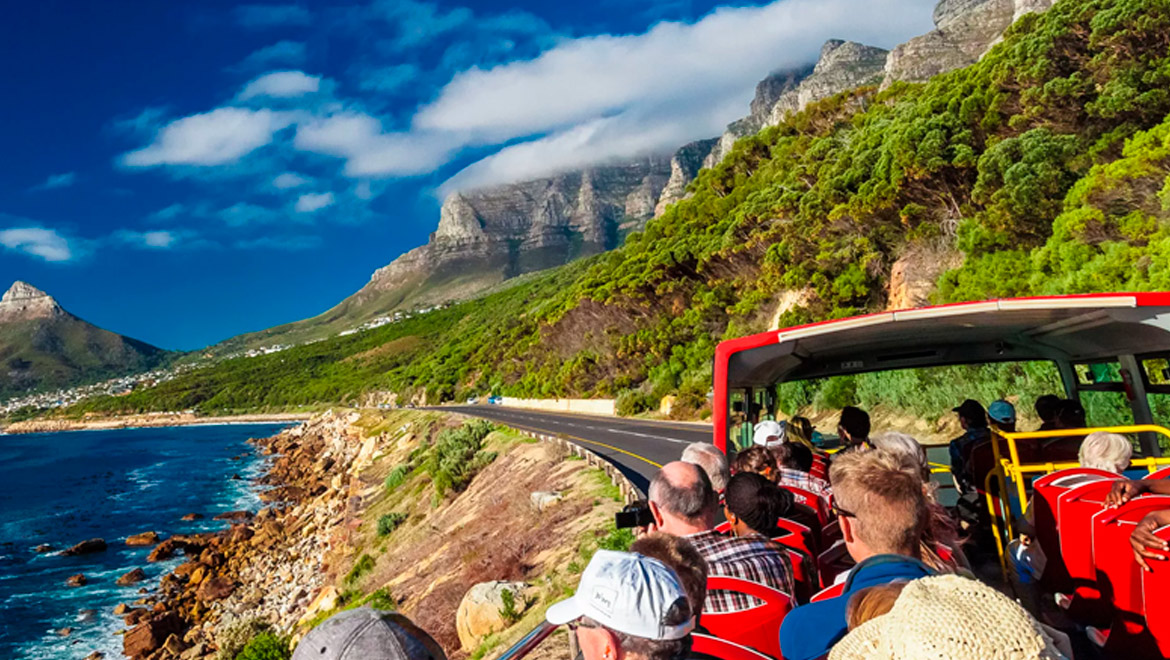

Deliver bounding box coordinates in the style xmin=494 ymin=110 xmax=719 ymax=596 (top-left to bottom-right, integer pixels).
xmin=495 ymin=419 xmax=664 ymax=470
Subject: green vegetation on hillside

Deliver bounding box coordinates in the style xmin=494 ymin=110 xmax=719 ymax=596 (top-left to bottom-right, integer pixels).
xmin=59 ymin=0 xmax=1170 ymax=418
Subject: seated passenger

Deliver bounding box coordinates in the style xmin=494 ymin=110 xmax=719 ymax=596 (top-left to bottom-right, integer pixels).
xmin=872 ymin=432 xmax=965 ymax=573
xmin=787 ymin=416 xmax=818 ymax=450
xmin=1107 ymin=477 xmax=1170 ymax=571
xmin=546 ymin=550 xmax=695 ymax=660
xmin=828 ymin=575 xmax=1066 ymax=659
xmin=1054 ymin=398 xmax=1087 ymax=429
xmin=682 ymin=442 xmax=731 ymax=496
xmin=1034 ymin=394 xmax=1061 ymax=431
xmin=292 ymin=607 xmax=446 ymax=660
xmin=836 ymin=406 xmax=872 ymax=453
xmin=731 ymin=445 xmax=777 ymax=480
xmin=724 ymin=472 xmax=796 ymax=543
xmin=948 ymin=399 xmax=990 ymax=492
xmin=753 ymin=419 xmax=787 ymax=448
xmin=772 ymin=441 xmax=831 ymax=501
xmin=778 ymin=449 xmax=933 ymax=660
xmin=844 ymin=581 xmax=907 ymax=631
xmin=647 ymin=462 xmax=795 ymax=613
xmin=988 ymin=399 xmax=1017 ymax=433
xmin=1079 ymin=431 xmax=1132 ymax=473
xmin=630 ymin=533 xmax=709 ymax=619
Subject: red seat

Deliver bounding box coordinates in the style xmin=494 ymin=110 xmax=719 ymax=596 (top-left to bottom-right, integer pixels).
xmin=1055 ymin=478 xmax=1122 ymax=616
xmin=702 ymin=576 xmax=792 ymax=659
xmin=781 ymin=486 xmax=831 ymax=527
xmin=820 ymin=518 xmax=842 ymax=550
xmin=773 ymin=542 xmax=816 ymax=603
xmin=1090 ymin=496 xmax=1170 ymax=655
xmin=815 ymin=540 xmax=854 ymax=589
xmin=1141 ymin=524 xmax=1170 ymax=657
xmin=690 ymin=633 xmax=774 ymax=660
xmin=810 ymin=580 xmax=846 ymax=602
xmin=810 ymin=454 xmax=829 ymax=481
xmin=1032 ymin=469 xmax=1118 ymax=592
xmin=774 ymin=518 xmax=817 ymax=556
xmin=1147 ymin=465 xmax=1170 ymax=480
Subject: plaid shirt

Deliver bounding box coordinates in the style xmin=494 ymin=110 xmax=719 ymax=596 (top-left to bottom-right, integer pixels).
xmin=775 ymin=468 xmax=832 ymax=501
xmin=685 ymin=530 xmax=796 ymax=613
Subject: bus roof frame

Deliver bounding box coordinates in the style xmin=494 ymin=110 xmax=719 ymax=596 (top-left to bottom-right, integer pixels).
xmin=712 ymin=292 xmax=1170 ymax=455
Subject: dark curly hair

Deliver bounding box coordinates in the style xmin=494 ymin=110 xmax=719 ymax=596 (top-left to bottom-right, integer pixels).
xmin=724 ymin=472 xmax=794 ymax=536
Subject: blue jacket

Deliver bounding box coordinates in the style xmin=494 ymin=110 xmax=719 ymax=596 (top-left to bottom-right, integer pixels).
xmin=778 ymin=555 xmax=933 ymax=660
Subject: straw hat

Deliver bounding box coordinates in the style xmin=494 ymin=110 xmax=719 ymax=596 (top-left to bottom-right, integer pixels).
xmin=829 ymin=575 xmax=1065 ymax=660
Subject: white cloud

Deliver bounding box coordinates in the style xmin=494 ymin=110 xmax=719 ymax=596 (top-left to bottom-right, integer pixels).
xmin=293 ymin=112 xmax=457 ymax=177
xmin=356 ymin=64 xmax=421 ymax=95
xmin=295 ymin=192 xmax=335 ymax=213
xmin=417 ymin=0 xmax=933 ymax=146
xmin=238 ymin=70 xmax=321 ymax=100
xmin=114 ymin=229 xmax=182 ymax=249
xmin=31 ymin=172 xmax=77 ymax=191
xmin=147 ymin=203 xmax=187 ymax=222
xmin=231 ymin=41 xmax=307 ymax=72
xmin=220 ymin=202 xmax=283 ymax=226
xmin=272 ymin=172 xmax=311 ymax=189
xmin=0 ymin=226 xmax=74 ymax=262
xmin=121 ymin=107 xmax=295 ymax=167
xmin=235 ymin=4 xmax=311 ymax=28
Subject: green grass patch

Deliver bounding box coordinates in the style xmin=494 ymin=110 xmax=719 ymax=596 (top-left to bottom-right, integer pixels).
xmin=377 ymin=512 xmax=408 ymax=537
xmin=344 ymin=554 xmax=376 ymax=585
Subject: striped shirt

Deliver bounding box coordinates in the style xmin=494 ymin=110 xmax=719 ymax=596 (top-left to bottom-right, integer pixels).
xmin=685 ymin=530 xmax=796 ymax=613
xmin=775 ymin=468 xmax=832 ymax=501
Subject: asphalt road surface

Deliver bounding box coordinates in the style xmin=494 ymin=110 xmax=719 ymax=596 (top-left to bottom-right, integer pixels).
xmin=442 ymin=405 xmax=958 ymax=504
xmin=443 ymin=406 xmax=710 ymax=494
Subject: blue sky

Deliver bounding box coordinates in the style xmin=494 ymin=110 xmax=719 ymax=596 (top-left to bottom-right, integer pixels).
xmin=0 ymin=0 xmax=934 ymax=350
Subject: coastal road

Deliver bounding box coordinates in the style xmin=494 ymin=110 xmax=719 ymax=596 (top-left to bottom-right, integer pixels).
xmin=441 ymin=406 xmax=711 ymax=494
xmin=441 ymin=406 xmax=959 ymax=504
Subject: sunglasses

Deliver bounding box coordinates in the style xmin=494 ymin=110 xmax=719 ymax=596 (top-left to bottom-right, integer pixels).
xmin=567 ymin=620 xmax=599 ymax=632
xmin=832 ymin=502 xmax=857 ymax=519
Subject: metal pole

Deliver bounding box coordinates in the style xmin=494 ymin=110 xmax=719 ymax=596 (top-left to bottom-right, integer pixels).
xmin=1119 ymin=354 xmax=1161 ymax=457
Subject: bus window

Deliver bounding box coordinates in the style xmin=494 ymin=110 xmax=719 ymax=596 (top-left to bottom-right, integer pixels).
xmin=1080 ymin=390 xmax=1134 ymax=427
xmin=728 ymin=390 xmax=753 ymax=453
xmin=1143 ymin=357 xmax=1170 ymax=453
xmin=1075 ymin=362 xmax=1124 ymax=385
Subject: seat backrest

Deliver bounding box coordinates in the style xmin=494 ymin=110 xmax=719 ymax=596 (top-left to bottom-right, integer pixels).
xmin=773 ymin=542 xmax=816 ymax=603
xmin=820 ymin=518 xmax=842 ymax=550
xmin=775 ymin=517 xmax=816 ymax=556
xmin=1141 ymin=524 xmax=1170 ymax=657
xmin=690 ymin=633 xmax=774 ymax=660
xmin=1033 ymin=468 xmax=1117 ymax=589
xmin=816 ymin=540 xmax=854 ymax=589
xmin=781 ymin=485 xmax=831 ymax=527
xmin=810 ymin=580 xmax=846 ymax=602
xmin=810 ymin=453 xmax=830 ymax=480
xmin=1147 ymin=465 xmax=1170 ymax=480
xmin=702 ymin=576 xmax=792 ymax=659
xmin=1056 ymin=478 xmax=1122 ymax=584
xmin=1092 ymin=496 xmax=1170 ymax=615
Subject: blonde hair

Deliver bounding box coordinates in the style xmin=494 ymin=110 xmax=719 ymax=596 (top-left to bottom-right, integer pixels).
xmin=1079 ymin=432 xmax=1133 ymax=474
xmin=846 ymin=582 xmax=908 ymax=630
xmin=829 ymin=449 xmax=927 ymax=557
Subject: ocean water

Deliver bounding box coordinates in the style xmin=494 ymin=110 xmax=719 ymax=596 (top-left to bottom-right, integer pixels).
xmin=0 ymin=423 xmax=295 ymax=659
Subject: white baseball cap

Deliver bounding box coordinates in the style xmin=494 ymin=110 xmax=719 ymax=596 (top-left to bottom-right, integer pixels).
xmin=753 ymin=420 xmax=787 ymax=447
xmin=546 ymin=550 xmax=694 ymax=641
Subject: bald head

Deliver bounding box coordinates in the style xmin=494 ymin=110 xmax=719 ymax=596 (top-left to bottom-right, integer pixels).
xmin=650 ymin=461 xmax=718 ymax=523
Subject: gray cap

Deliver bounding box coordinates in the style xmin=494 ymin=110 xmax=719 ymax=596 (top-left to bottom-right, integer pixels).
xmin=293 ymin=608 xmax=446 ymax=660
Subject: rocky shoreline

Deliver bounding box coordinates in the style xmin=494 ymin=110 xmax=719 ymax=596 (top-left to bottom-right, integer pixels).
xmin=103 ymin=411 xmax=376 ymax=660
xmin=1 ymin=412 xmax=313 ymax=435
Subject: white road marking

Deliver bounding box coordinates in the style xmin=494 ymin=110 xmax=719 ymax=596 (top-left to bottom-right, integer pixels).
xmin=606 ymin=428 xmax=690 ymax=445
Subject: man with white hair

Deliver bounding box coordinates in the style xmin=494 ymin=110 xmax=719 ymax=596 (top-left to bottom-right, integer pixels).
xmin=681 ymin=442 xmax=730 ymax=494
xmin=1078 ymin=431 xmax=1133 ymax=473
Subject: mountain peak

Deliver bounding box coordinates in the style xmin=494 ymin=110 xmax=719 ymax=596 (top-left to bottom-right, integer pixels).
xmin=0 ymin=280 xmax=64 ymax=322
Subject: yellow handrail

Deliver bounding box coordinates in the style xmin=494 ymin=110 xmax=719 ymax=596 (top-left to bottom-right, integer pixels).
xmin=984 ymin=424 xmax=1170 ymax=577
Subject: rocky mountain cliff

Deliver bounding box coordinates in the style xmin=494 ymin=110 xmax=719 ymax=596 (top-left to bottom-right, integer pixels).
xmin=222 ymin=0 xmax=1057 ymax=352
xmin=0 ymin=281 xmax=168 ymax=399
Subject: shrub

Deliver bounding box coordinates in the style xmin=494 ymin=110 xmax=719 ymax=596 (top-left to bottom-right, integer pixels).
xmin=616 ymin=390 xmax=657 ymax=417
xmin=363 ymin=587 xmax=396 ymax=611
xmin=384 ymin=465 xmax=410 ymax=490
xmin=376 ymin=512 xmax=407 ymax=537
xmin=216 ymin=619 xmax=270 ymax=660
xmin=345 ymin=554 xmax=376 ymax=585
xmin=425 ymin=420 xmax=498 ymax=502
xmin=236 ymin=632 xmax=291 ymax=660
xmin=499 ymin=589 xmax=522 ymax=624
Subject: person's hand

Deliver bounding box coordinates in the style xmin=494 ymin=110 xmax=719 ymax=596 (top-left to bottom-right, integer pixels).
xmin=1106 ymin=480 xmax=1147 ymax=508
xmin=1130 ymin=510 xmax=1170 ymax=572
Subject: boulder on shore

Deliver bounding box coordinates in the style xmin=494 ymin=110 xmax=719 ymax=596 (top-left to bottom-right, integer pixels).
xmin=213 ymin=510 xmax=252 ymax=522
xmin=66 ymin=574 xmax=88 ymax=587
xmin=117 ymin=568 xmax=147 ymax=586
xmin=455 ymin=581 xmax=531 ymax=650
xmin=180 ymin=513 xmax=203 ymax=521
xmin=196 ymin=576 xmax=235 ymax=601
xmin=61 ymin=539 xmax=107 ymax=556
xmin=125 ymin=531 xmax=161 ymax=546
xmin=123 ymin=611 xmax=183 ymax=660
xmin=34 ymin=544 xmax=54 ymax=553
